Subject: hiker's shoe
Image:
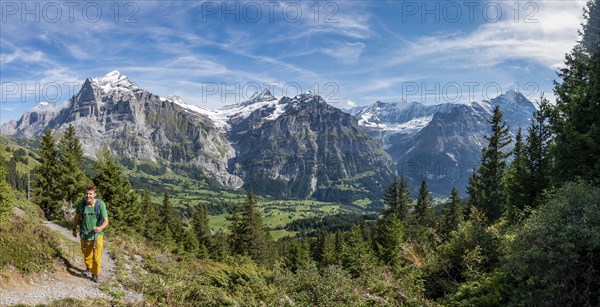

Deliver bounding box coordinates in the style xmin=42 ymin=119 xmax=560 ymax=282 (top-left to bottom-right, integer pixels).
xmin=81 ymin=268 xmax=91 ymax=278
xmin=92 ymin=274 xmax=99 ymax=283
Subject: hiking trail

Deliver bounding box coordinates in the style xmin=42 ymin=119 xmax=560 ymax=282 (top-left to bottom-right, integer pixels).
xmin=0 ymin=221 xmax=142 ymax=306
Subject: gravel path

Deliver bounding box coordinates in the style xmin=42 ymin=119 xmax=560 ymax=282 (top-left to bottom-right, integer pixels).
xmin=0 ymin=221 xmax=141 ymax=306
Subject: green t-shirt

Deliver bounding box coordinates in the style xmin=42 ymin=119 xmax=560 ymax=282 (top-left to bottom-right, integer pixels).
xmin=76 ymin=199 xmax=108 ymax=240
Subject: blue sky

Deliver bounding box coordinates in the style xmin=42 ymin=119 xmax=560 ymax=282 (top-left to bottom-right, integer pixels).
xmin=0 ymin=0 xmax=588 ymax=123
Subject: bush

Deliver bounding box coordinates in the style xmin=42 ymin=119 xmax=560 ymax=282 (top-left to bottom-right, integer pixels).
xmin=502 ymin=182 xmax=600 ymax=306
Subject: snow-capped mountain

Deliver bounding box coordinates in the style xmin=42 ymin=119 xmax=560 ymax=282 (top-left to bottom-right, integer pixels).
xmin=353 ymin=90 xmax=537 ymax=195
xmin=0 ymin=72 xmax=396 ymax=203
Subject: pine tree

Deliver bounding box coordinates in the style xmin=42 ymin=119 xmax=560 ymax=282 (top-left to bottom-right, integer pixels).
xmin=415 ymin=180 xmax=434 ymax=227
xmin=550 ymin=0 xmax=600 ymax=182
xmin=156 ymin=192 xmax=174 ymax=247
xmin=92 ymin=147 xmax=141 ymax=234
xmin=397 ymin=176 xmax=412 ymax=221
xmin=182 ymin=227 xmax=201 ymax=257
xmin=141 ymin=188 xmax=160 ymax=240
xmin=382 ymin=176 xmax=411 ymax=222
xmin=468 ymin=105 xmax=512 ymax=223
xmin=284 ymin=240 xmax=311 ymax=273
xmin=57 ymin=124 xmax=87 ymax=211
xmin=340 ymin=225 xmax=378 ymax=277
xmin=383 ymin=177 xmax=400 ymax=218
xmin=192 ymin=202 xmax=211 ymax=250
xmin=506 ymin=129 xmax=529 ymax=223
xmin=33 ymin=129 xmax=62 ymax=219
xmin=376 ymin=213 xmax=405 ymax=265
xmin=229 ymin=189 xmax=273 ymax=265
xmin=209 ymin=230 xmax=230 ymax=261
xmin=0 ymin=150 xmax=14 ymax=221
xmin=525 ymin=97 xmax=553 ymax=208
xmin=442 ymin=187 xmax=462 ymax=237
xmin=312 ymin=232 xmax=337 ymax=266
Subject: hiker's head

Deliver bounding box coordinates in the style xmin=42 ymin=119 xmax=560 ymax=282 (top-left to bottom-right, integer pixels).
xmin=85 ymin=183 xmax=97 ymax=204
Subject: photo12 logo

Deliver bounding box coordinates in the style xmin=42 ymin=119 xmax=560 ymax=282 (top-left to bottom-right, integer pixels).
xmin=1 ymin=1 xmax=139 ymax=23
xmin=200 ymin=1 xmax=339 ymax=23
xmin=400 ymin=81 xmax=540 ymax=103
xmin=201 ymin=82 xmax=340 ymax=104
xmin=399 ymin=1 xmax=539 ymax=23
xmin=1 ymin=82 xmax=82 ymax=103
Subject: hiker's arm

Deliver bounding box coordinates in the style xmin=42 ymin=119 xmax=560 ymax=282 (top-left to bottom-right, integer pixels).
xmin=72 ymin=214 xmax=80 ymax=237
xmin=94 ymin=217 xmax=109 ymax=233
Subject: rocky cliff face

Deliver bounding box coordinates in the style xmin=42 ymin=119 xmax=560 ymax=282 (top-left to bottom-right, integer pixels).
xmin=228 ymin=93 xmax=396 ymax=202
xmin=1 ymin=71 xmax=243 ymax=189
xmin=354 ymin=90 xmax=537 ymax=195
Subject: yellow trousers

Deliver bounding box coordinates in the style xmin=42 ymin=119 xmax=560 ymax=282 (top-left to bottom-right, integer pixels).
xmin=80 ymin=235 xmax=104 ymax=275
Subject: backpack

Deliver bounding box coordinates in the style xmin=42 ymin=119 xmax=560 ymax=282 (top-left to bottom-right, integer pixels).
xmin=80 ymin=199 xmax=104 ymax=230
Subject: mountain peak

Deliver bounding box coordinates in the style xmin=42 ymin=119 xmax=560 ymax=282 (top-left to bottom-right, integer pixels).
xmin=89 ymin=70 xmax=138 ymax=94
xmin=241 ymin=88 xmax=277 ymax=107
xmin=491 ymin=89 xmax=530 ymax=106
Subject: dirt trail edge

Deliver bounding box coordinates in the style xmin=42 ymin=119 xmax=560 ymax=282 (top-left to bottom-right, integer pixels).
xmin=0 ymin=221 xmax=142 ymax=306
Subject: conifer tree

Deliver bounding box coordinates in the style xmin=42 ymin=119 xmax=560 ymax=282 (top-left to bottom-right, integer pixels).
xmin=415 ymin=180 xmax=434 ymax=227
xmin=340 ymin=225 xmax=378 ymax=277
xmin=376 ymin=213 xmax=404 ymax=265
xmin=397 ymin=176 xmax=412 ymax=221
xmin=284 ymin=240 xmax=311 ymax=273
xmin=312 ymin=232 xmax=337 ymax=266
xmin=141 ymin=188 xmax=160 ymax=240
xmin=58 ymin=124 xmax=87 ymax=210
xmin=382 ymin=177 xmax=411 ymax=222
xmin=468 ymin=105 xmax=511 ymax=223
xmin=92 ymin=147 xmax=141 ymax=234
xmin=209 ymin=230 xmax=230 ymax=260
xmin=182 ymin=227 xmax=200 ymax=256
xmin=506 ymin=129 xmax=529 ymax=223
xmin=549 ymin=0 xmax=600 ymax=182
xmin=525 ymin=97 xmax=553 ymax=208
xmin=442 ymin=187 xmax=462 ymax=237
xmin=0 ymin=150 xmax=14 ymax=221
xmin=192 ymin=202 xmax=211 ymax=250
xmin=156 ymin=192 xmax=174 ymax=247
xmin=33 ymin=129 xmax=62 ymax=219
xmin=229 ymin=189 xmax=273 ymax=265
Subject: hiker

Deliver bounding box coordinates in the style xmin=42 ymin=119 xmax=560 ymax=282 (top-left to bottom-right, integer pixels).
xmin=71 ymin=183 xmax=109 ymax=283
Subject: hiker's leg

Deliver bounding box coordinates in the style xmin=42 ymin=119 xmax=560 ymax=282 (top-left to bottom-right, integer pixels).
xmin=80 ymin=239 xmax=93 ymax=270
xmin=91 ymin=235 xmax=104 ymax=275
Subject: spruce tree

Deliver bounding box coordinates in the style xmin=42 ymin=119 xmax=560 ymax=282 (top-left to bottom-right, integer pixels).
xmin=397 ymin=176 xmax=412 ymax=221
xmin=340 ymin=225 xmax=378 ymax=277
xmin=550 ymin=0 xmax=600 ymax=182
xmin=382 ymin=177 xmax=412 ymax=222
xmin=376 ymin=213 xmax=405 ymax=265
xmin=525 ymin=97 xmax=553 ymax=208
xmin=156 ymin=192 xmax=174 ymax=247
xmin=92 ymin=147 xmax=141 ymax=234
xmin=312 ymin=232 xmax=337 ymax=266
xmin=283 ymin=241 xmax=311 ymax=273
xmin=141 ymin=188 xmax=160 ymax=240
xmin=57 ymin=124 xmax=87 ymax=210
xmin=0 ymin=150 xmax=14 ymax=221
xmin=415 ymin=180 xmax=434 ymax=227
xmin=192 ymin=202 xmax=211 ymax=248
xmin=383 ymin=177 xmax=400 ymax=218
xmin=468 ymin=105 xmax=512 ymax=223
xmin=229 ymin=189 xmax=273 ymax=265
xmin=182 ymin=227 xmax=201 ymax=257
xmin=442 ymin=187 xmax=462 ymax=237
xmin=506 ymin=129 xmax=529 ymax=223
xmin=33 ymin=129 xmax=62 ymax=219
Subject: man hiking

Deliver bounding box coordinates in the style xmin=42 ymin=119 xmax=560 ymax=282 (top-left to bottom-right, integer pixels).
xmin=72 ymin=183 xmax=109 ymax=283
